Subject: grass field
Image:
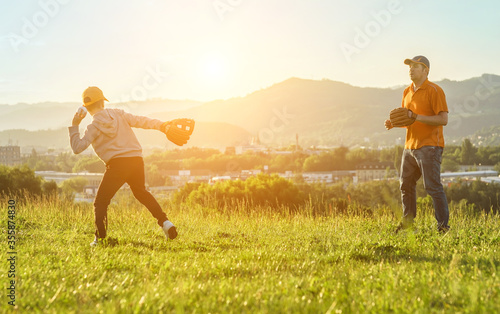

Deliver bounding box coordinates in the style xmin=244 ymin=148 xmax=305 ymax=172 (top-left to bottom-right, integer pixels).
xmin=1 ymin=195 xmax=499 ymax=313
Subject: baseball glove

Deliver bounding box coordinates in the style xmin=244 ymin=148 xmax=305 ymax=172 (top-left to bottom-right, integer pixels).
xmin=162 ymin=118 xmax=195 ymax=146
xmin=389 ymin=107 xmax=417 ymax=127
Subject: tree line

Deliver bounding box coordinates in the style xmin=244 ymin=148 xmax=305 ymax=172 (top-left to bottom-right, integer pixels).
xmin=173 ymin=173 xmax=499 ymax=214
xmin=24 ymin=139 xmax=500 ymax=176
xmin=1 ymin=164 xmax=498 ymax=214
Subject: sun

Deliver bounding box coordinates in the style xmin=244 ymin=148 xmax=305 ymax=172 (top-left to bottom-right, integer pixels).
xmin=199 ymin=53 xmax=227 ymax=83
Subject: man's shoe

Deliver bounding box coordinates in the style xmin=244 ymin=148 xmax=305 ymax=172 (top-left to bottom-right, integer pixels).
xmin=395 ymin=221 xmax=414 ymax=234
xmin=438 ymin=225 xmax=450 ymax=234
xmin=162 ymin=220 xmax=178 ymax=240
xmin=395 ymin=222 xmax=408 ymax=233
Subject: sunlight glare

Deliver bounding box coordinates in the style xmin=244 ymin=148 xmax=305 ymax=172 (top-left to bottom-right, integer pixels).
xmin=200 ymin=53 xmax=227 ymax=83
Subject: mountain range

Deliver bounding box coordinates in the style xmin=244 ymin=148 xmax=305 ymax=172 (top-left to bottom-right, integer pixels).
xmin=1 ymin=74 xmax=499 ymax=151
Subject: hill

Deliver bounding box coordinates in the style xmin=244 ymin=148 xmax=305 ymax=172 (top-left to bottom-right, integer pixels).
xmin=1 ymin=74 xmax=499 ymax=148
xmin=155 ymin=74 xmax=500 ymax=147
xmin=0 ymin=99 xmax=202 ymax=132
xmin=0 ymin=122 xmax=251 ymax=152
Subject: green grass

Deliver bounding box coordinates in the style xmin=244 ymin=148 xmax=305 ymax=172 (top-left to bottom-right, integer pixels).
xmin=1 ymin=195 xmax=499 ymax=313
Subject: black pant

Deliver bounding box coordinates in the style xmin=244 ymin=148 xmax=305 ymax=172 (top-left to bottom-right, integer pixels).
xmin=94 ymin=157 xmax=168 ymax=238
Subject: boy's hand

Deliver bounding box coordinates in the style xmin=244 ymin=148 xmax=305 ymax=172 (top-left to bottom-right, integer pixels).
xmin=161 ymin=118 xmax=195 ymax=146
xmin=161 ymin=120 xmax=172 ymax=133
xmin=72 ymin=106 xmax=87 ymax=126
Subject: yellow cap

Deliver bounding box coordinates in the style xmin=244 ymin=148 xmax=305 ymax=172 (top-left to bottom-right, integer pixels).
xmin=82 ymin=86 xmax=108 ymax=107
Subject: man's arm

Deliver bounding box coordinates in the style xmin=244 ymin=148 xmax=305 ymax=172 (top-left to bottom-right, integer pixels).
xmin=414 ymin=111 xmax=448 ymax=126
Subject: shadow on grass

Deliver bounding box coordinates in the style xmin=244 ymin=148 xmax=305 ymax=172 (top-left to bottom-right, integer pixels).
xmin=97 ymin=237 xmax=120 ymax=247
xmin=113 ymin=231 xmax=249 ymax=253
xmin=349 ymin=242 xmax=443 ymax=264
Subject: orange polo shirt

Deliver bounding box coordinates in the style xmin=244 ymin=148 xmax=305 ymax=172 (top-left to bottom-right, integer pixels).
xmin=402 ymin=79 xmax=448 ymax=149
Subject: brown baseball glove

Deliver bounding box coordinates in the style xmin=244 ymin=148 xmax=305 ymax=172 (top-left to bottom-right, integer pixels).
xmin=162 ymin=118 xmax=195 ymax=146
xmin=389 ymin=107 xmax=417 ymax=127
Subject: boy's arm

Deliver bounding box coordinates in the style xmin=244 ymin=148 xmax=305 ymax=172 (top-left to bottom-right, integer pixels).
xmin=68 ymin=125 xmax=99 ymax=154
xmin=122 ymin=112 xmax=164 ymax=131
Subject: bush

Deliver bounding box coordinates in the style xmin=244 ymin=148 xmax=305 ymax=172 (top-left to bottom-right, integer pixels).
xmin=0 ymin=165 xmax=42 ymax=196
xmin=445 ymin=180 xmax=500 ymax=213
xmin=174 ymin=174 xmax=305 ymax=209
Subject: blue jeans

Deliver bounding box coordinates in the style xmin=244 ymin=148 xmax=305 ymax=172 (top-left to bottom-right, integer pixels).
xmin=400 ymin=146 xmax=449 ymax=229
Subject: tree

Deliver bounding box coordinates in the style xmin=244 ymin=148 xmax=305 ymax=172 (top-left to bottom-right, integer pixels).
xmin=145 ymin=164 xmax=166 ymax=187
xmin=72 ymin=156 xmax=105 ymax=173
xmin=303 ymin=154 xmax=322 ymax=172
xmin=460 ymin=138 xmax=477 ymax=165
xmin=0 ymin=165 xmax=42 ymax=196
xmin=494 ymin=162 xmax=500 ymax=174
xmin=56 ymin=152 xmax=79 ymax=172
xmin=60 ymin=177 xmax=88 ymax=200
xmin=441 ymin=158 xmax=460 ymax=172
xmin=42 ymin=180 xmax=58 ymax=197
xmin=346 ymin=148 xmax=377 ymax=168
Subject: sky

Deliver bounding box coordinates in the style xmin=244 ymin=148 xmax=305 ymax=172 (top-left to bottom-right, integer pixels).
xmin=1 ymin=0 xmax=500 ymax=105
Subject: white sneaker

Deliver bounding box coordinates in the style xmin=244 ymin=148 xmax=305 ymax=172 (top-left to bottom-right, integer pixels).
xmin=90 ymin=237 xmax=101 ymax=247
xmin=162 ymin=220 xmax=178 ymax=240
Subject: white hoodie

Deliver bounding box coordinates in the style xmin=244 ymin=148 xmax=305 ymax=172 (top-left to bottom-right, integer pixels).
xmin=68 ymin=109 xmax=163 ymax=164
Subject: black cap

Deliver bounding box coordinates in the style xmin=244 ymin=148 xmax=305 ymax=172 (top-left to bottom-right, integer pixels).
xmin=404 ymin=55 xmax=430 ymax=69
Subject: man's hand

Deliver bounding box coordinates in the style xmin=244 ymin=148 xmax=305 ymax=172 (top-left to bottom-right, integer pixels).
xmin=384 ymin=119 xmax=393 ymax=130
xmin=389 ymin=107 xmax=417 ymax=127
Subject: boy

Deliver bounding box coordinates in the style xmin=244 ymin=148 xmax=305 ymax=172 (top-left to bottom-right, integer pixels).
xmin=69 ymin=86 xmax=177 ymax=246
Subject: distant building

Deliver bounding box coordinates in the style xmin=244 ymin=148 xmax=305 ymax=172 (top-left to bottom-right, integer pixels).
xmin=441 ymin=170 xmax=499 ymax=186
xmin=35 ymin=171 xmax=104 ymax=195
xmin=160 ymin=169 xmax=211 ymax=185
xmin=301 ymin=171 xmax=355 ymax=184
xmin=356 ymin=162 xmax=395 ymax=182
xmin=0 ymin=145 xmax=22 ymax=166
xmin=235 ymin=145 xmax=268 ymax=155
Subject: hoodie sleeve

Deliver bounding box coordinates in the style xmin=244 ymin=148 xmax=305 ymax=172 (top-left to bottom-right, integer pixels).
xmin=121 ymin=112 xmax=164 ymax=131
xmin=68 ymin=125 xmax=100 ymax=154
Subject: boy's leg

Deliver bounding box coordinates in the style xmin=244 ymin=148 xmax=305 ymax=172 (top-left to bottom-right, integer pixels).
xmin=126 ymin=158 xmax=169 ymax=226
xmin=94 ymin=162 xmax=127 ymax=238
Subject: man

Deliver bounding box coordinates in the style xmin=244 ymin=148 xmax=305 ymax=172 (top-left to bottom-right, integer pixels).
xmin=69 ymin=86 xmax=177 ymax=246
xmin=385 ymin=56 xmax=450 ymax=233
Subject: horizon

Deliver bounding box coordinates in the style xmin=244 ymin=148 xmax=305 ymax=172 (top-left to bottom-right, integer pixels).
xmin=2 ymin=1 xmax=500 ymax=106
xmin=1 ymin=72 xmax=499 ymax=106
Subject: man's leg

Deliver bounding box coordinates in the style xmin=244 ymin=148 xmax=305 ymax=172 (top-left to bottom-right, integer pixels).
xmin=400 ymin=149 xmax=421 ymax=227
xmin=126 ymin=158 xmax=168 ymax=226
xmin=94 ymin=161 xmax=127 ymax=239
xmin=415 ymin=146 xmax=450 ymax=230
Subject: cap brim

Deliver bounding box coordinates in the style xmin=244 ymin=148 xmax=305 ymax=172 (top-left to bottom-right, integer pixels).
xmin=404 ymin=58 xmax=429 ymax=68
xmin=83 ymin=97 xmax=108 ymax=107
